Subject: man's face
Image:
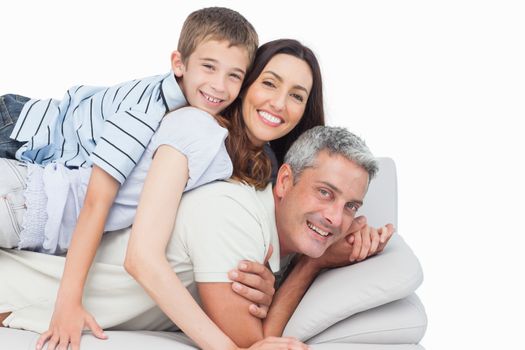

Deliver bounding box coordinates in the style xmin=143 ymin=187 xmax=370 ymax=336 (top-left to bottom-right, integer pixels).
xmin=172 ymin=39 xmax=250 ymax=116
xmin=274 ymin=150 xmax=370 ymax=258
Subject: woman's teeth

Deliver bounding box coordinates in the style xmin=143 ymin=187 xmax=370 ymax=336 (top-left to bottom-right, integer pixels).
xmin=258 ymin=110 xmax=282 ymax=124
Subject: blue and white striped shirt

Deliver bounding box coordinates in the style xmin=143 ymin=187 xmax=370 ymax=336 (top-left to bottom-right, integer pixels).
xmin=11 ymin=72 xmax=186 ymax=183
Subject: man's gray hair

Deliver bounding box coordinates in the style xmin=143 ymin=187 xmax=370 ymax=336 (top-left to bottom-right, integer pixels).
xmin=284 ymin=126 xmax=378 ymax=182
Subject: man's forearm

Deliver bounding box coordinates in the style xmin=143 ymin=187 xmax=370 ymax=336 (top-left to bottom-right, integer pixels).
xmin=262 ymin=256 xmax=321 ymax=337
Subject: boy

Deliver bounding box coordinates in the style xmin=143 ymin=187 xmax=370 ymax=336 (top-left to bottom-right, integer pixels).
xmin=1 ymin=7 xmax=257 ymax=180
xmin=0 ymin=6 xmax=259 ymax=350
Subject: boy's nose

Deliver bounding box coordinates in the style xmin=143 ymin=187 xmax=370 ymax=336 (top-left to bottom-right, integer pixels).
xmin=210 ymin=76 xmax=226 ymax=93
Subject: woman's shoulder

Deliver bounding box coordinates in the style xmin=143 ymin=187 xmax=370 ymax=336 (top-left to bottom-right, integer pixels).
xmin=155 ymin=107 xmax=226 ymax=142
xmin=163 ymin=106 xmax=215 ymax=124
xmin=151 ymin=106 xmax=228 ymax=151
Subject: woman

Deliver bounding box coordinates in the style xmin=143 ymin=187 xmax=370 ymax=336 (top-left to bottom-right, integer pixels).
xmin=1 ymin=39 xmax=324 ymax=350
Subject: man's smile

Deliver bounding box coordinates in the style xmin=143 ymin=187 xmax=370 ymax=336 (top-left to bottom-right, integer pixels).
xmin=306 ymin=221 xmax=332 ymax=238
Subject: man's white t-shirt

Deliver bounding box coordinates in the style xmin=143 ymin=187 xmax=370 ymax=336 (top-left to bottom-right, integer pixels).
xmin=0 ymin=181 xmax=282 ymax=332
xmin=168 ymin=180 xmax=282 ymax=284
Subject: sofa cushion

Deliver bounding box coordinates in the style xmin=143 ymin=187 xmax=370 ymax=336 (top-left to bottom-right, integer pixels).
xmin=283 ymin=234 xmax=423 ymax=340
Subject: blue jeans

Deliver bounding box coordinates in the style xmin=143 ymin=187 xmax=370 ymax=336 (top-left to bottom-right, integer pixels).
xmin=0 ymin=94 xmax=30 ymax=159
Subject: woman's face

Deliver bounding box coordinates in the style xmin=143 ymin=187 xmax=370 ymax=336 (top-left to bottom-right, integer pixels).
xmin=242 ymin=54 xmax=313 ymax=146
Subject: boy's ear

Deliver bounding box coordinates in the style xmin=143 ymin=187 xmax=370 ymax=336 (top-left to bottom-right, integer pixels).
xmin=171 ymin=51 xmax=185 ymax=77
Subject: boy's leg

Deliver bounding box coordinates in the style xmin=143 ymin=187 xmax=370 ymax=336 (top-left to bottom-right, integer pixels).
xmin=0 ymin=158 xmax=27 ymax=248
xmin=0 ymin=94 xmax=30 ymax=159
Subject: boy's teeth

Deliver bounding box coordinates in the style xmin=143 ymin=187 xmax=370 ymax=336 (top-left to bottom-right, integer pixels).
xmin=203 ymin=93 xmax=221 ymax=103
xmin=307 ymin=222 xmax=330 ymax=237
xmin=259 ymin=111 xmax=282 ymax=124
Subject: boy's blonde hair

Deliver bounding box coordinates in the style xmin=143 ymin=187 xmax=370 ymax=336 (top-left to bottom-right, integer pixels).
xmin=178 ymin=7 xmax=258 ymax=65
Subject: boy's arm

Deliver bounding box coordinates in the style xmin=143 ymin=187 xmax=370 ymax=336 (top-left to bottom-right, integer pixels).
xmin=37 ymin=165 xmax=119 ymax=350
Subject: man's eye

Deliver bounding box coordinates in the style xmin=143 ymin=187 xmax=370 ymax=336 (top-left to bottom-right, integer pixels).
xmin=319 ymin=188 xmax=330 ymax=197
xmin=346 ymin=203 xmax=359 ymax=212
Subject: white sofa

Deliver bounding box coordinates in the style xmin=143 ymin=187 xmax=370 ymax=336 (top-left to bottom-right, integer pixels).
xmin=0 ymin=158 xmax=426 ymax=349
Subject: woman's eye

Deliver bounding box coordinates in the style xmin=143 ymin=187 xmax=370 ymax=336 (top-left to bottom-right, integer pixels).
xmin=291 ymin=93 xmax=304 ymax=102
xmin=262 ymin=81 xmax=276 ymax=88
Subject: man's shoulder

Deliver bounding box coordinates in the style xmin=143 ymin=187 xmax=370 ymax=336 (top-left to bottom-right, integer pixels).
xmin=174 ymin=181 xmax=265 ymax=243
xmin=180 ymin=181 xmax=272 ymax=216
xmin=182 ymin=180 xmax=256 ymax=204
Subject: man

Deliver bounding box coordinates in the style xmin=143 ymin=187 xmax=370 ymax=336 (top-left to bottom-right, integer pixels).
xmin=0 ymin=126 xmax=393 ymax=348
xmin=162 ymin=125 xmax=393 ymax=346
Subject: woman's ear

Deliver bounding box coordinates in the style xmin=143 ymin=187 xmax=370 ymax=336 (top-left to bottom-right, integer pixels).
xmin=171 ymin=51 xmax=185 ymax=78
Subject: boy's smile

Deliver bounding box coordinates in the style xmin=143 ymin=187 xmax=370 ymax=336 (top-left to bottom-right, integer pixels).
xmin=172 ymin=40 xmax=250 ymax=116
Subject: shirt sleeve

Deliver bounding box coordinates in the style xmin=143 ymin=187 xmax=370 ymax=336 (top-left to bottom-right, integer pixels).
xmin=149 ymin=107 xmax=231 ymax=191
xmin=178 ymin=192 xmax=267 ymax=283
xmin=90 ymin=102 xmax=164 ymax=184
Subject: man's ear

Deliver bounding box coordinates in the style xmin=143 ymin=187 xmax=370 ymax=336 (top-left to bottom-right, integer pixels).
xmin=171 ymin=51 xmax=185 ymax=78
xmin=274 ymin=164 xmax=294 ymax=199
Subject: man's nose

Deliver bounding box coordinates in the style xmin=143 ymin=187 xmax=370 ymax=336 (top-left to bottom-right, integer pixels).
xmin=322 ymin=204 xmax=344 ymax=229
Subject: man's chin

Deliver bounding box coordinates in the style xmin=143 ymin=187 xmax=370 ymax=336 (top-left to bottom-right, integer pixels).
xmin=302 ymin=246 xmax=327 ymax=259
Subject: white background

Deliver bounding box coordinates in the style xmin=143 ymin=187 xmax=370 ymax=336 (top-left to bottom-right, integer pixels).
xmin=2 ymin=1 xmax=524 ymax=348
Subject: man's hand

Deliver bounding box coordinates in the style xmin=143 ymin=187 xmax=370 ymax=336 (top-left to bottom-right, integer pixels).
xmin=229 ymin=245 xmax=276 ymax=319
xmin=346 ymin=222 xmax=395 ymax=263
xmin=36 ymin=301 xmax=107 ymax=350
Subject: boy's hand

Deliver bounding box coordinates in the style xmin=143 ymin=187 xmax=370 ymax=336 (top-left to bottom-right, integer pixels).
xmin=36 ymin=301 xmax=107 ymax=350
xmin=228 ymin=245 xmax=276 ymax=319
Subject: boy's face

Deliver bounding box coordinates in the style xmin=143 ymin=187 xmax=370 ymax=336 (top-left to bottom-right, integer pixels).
xmin=172 ymin=40 xmax=250 ymax=116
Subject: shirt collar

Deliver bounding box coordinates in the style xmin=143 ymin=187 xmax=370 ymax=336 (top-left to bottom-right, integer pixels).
xmin=161 ymin=72 xmax=187 ymax=112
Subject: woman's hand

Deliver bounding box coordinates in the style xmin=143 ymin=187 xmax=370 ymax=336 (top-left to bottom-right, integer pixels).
xmin=241 ymin=336 xmax=310 ymax=350
xmin=229 ymin=245 xmax=276 ymax=319
xmin=36 ymin=301 xmax=107 ymax=350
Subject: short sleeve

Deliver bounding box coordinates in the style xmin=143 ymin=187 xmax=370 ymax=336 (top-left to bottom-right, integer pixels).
xmin=149 ymin=107 xmax=232 ymax=191
xmin=91 ymin=104 xmax=164 ymax=184
xmin=176 ymin=191 xmax=267 ymax=283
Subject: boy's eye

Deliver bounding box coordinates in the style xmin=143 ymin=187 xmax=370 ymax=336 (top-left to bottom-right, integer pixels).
xmin=230 ymin=73 xmax=242 ymax=81
xmin=203 ymin=64 xmax=215 ymax=71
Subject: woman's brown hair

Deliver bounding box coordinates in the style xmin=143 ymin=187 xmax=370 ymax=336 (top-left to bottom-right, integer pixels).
xmin=222 ymin=39 xmax=325 ymax=190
